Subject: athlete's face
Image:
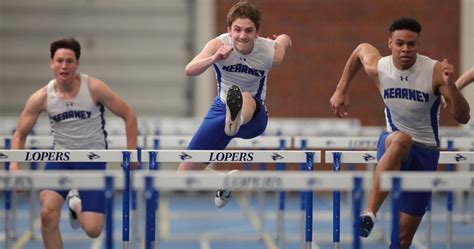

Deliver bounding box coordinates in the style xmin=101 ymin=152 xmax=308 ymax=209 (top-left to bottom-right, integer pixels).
xmin=50 ymin=48 xmax=79 ymax=84
xmin=388 ymin=30 xmax=419 ymax=70
xmin=228 ymin=18 xmax=259 ymax=54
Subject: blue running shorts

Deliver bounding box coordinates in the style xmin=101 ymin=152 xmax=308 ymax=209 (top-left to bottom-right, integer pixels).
xmin=377 ymin=131 xmax=440 ymax=217
xmin=188 ymin=96 xmax=268 ymax=150
xmin=44 ymin=162 xmax=106 ymax=213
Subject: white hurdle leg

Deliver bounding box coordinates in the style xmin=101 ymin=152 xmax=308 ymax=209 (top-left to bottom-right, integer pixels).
xmin=257 ymin=162 xmax=267 ymax=235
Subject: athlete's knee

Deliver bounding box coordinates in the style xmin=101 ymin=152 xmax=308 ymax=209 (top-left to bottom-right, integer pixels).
xmin=40 ymin=205 xmax=61 ymax=228
xmin=389 ymin=132 xmax=412 ymax=153
xmin=83 ymin=223 xmax=103 ymax=238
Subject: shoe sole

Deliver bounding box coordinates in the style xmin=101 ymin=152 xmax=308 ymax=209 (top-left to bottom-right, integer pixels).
xmin=226 ymin=85 xmax=242 ymax=122
xmin=359 ymin=215 xmax=374 ymax=237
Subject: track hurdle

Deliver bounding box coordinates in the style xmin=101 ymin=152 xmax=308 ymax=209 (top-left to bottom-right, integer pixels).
xmin=0 ymin=149 xmax=138 ymax=249
xmin=379 ymin=171 xmax=474 ymax=249
xmin=146 ymin=135 xmax=292 ymax=248
xmin=139 ymin=150 xmax=320 ymax=249
xmin=0 ymin=135 xmax=145 ymax=248
xmin=294 ymin=136 xmax=380 ymax=249
xmin=325 ymin=150 xmax=474 ymax=249
xmin=1 ymin=135 xmax=55 ymax=243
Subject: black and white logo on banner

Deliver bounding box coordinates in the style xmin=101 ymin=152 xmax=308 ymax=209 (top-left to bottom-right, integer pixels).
xmin=363 ymin=153 xmax=376 ymax=162
xmin=271 ymin=153 xmax=284 ymax=161
xmin=88 ymin=152 xmax=101 ymax=160
xmin=179 ymin=152 xmax=192 ymax=160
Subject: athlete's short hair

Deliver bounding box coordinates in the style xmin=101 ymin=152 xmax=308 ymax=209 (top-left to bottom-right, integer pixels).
xmin=389 ymin=17 xmax=422 ymax=34
xmin=50 ymin=37 xmax=81 ymax=60
xmin=226 ymin=1 xmax=261 ymax=31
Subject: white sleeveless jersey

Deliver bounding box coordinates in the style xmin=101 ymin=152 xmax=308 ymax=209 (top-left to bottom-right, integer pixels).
xmin=47 ymin=73 xmax=107 ymax=149
xmin=215 ymin=33 xmax=275 ymax=103
xmin=378 ymin=54 xmax=440 ymax=147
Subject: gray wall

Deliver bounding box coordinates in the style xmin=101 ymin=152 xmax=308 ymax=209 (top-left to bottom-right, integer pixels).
xmin=0 ymin=0 xmax=193 ymax=118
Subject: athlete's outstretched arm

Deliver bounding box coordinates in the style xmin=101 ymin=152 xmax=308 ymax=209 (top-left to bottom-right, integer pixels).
xmin=330 ymin=43 xmax=381 ymax=118
xmin=11 ymin=87 xmax=47 ymax=170
xmin=184 ymin=38 xmax=230 ymax=76
xmin=455 ymin=67 xmax=474 ymax=91
xmin=272 ymin=34 xmax=292 ymax=67
xmin=435 ymin=60 xmax=470 ymax=124
xmin=89 ymin=78 xmax=138 ymax=153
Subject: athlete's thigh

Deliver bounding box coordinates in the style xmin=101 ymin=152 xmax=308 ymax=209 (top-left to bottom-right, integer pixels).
xmin=43 ymin=162 xmax=72 ymax=199
xmin=72 ymin=162 xmax=107 ymax=213
xmin=376 ymin=131 xmax=412 ymax=160
xmin=188 ymin=116 xmax=231 ymax=150
xmin=188 ymin=98 xmax=232 ymax=150
xmin=236 ymin=100 xmax=268 ymax=139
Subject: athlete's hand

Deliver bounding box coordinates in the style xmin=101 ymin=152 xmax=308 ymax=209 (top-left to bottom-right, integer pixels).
xmin=8 ymin=162 xmax=29 ymax=193
xmin=214 ymin=45 xmax=233 ymax=61
xmin=441 ymin=59 xmax=455 ymax=86
xmin=330 ymin=90 xmax=350 ymax=118
xmin=130 ymin=162 xmax=139 ymax=170
xmin=10 ymin=162 xmax=20 ymax=172
xmin=267 ymin=34 xmax=278 ymax=40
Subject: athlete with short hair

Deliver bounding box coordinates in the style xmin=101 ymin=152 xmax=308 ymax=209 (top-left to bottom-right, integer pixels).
xmin=178 ymin=1 xmax=292 ymax=208
xmin=11 ymin=37 xmax=138 ymax=249
xmin=330 ymin=17 xmax=470 ymax=248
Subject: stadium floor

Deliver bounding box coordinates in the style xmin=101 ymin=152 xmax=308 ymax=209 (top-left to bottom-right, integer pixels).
xmin=1 ymin=191 xmax=473 ymax=249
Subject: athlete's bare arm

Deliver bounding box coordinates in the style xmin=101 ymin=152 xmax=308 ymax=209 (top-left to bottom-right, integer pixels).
xmin=455 ymin=67 xmax=474 ymax=91
xmin=272 ymin=34 xmax=292 ymax=67
xmin=434 ymin=59 xmax=470 ymax=124
xmin=11 ymin=87 xmax=47 ymax=170
xmin=89 ymin=78 xmax=138 ymax=152
xmin=184 ymin=38 xmax=229 ymax=76
xmin=330 ymin=43 xmax=382 ymax=118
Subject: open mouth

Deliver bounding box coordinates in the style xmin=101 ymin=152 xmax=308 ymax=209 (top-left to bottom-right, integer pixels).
xmin=400 ymin=56 xmax=411 ymax=62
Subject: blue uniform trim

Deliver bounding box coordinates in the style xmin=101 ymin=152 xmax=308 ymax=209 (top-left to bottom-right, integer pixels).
xmin=99 ymin=104 xmax=108 ymax=149
xmin=49 ymin=118 xmax=57 ymax=149
xmin=430 ymin=96 xmax=441 ymax=147
xmin=213 ymin=64 xmax=222 ymax=98
xmin=255 ymin=76 xmax=266 ymax=101
xmin=385 ymin=107 xmax=399 ymax=131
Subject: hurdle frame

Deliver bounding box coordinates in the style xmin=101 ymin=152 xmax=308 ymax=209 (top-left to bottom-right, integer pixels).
xmin=325 ymin=150 xmax=474 ymax=249
xmin=146 ymin=135 xmax=293 ymax=248
xmin=1 ymin=151 xmax=473 ymax=249
xmin=139 ymin=149 xmax=321 ymax=249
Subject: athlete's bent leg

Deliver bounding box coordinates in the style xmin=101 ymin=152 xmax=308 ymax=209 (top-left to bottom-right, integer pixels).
xmin=368 ymin=132 xmax=412 ymax=214
xmin=80 ymin=212 xmax=104 ymax=238
xmin=361 ymin=132 xmax=412 ymax=237
xmin=40 ymin=190 xmax=65 ymax=249
xmin=241 ymin=92 xmax=257 ymax=125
